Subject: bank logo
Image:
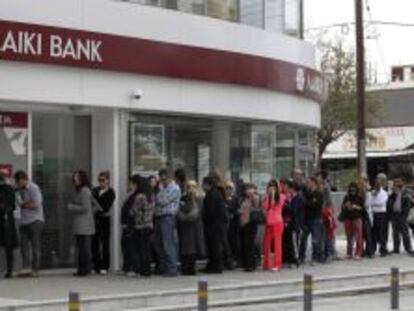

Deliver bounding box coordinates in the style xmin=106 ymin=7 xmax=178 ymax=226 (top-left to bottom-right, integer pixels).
xmin=296 ymin=68 xmax=306 ymax=92
xmin=3 ymin=128 xmax=27 ymax=155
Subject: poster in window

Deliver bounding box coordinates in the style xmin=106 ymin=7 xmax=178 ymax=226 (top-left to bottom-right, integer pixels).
xmin=130 ymin=123 xmax=166 ymax=176
xmin=197 ymin=144 xmax=210 ymax=184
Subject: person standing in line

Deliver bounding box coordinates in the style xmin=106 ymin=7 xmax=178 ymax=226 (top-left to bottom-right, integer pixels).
xmin=316 ymin=171 xmax=335 ymax=262
xmin=225 ymin=181 xmax=241 ymax=267
xmin=155 ymin=169 xmax=181 ymax=277
xmin=299 ymin=177 xmax=324 ymax=265
xmin=201 ymin=176 xmax=227 ymax=274
xmin=92 ymin=171 xmax=116 ymax=275
xmin=370 ymin=175 xmax=389 ymax=257
xmin=341 ymin=182 xmax=364 ymax=260
xmin=120 ymin=175 xmax=141 ymax=276
xmin=238 ymin=183 xmax=260 ymax=272
xmin=0 ymin=173 xmax=18 ymax=278
xmin=129 ymin=176 xmax=155 ymax=277
xmin=388 ymin=178 xmax=413 ymax=255
xmin=285 ymin=180 xmax=304 ymax=267
xmin=358 ymin=177 xmax=374 ymax=258
xmin=378 ymin=173 xmax=391 ymax=254
xmin=68 ymin=171 xmax=98 ymax=277
xmin=14 ymin=171 xmax=44 ymax=278
xmin=262 ymin=180 xmax=286 ymax=272
xmin=177 ymin=181 xmax=205 ymax=275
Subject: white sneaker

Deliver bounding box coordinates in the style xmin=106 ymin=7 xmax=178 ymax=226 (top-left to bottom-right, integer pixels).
xmin=99 ymin=270 xmax=108 ymax=276
xmin=271 ymin=268 xmax=280 ymax=272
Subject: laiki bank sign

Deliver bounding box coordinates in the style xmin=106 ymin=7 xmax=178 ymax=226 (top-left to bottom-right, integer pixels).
xmin=0 ymin=24 xmax=102 ymax=63
xmin=0 ymin=19 xmax=325 ymax=103
xmin=0 ymin=29 xmax=102 ymax=62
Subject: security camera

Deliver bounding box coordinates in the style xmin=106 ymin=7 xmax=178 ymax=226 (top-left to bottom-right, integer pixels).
xmin=132 ymin=89 xmax=144 ymax=99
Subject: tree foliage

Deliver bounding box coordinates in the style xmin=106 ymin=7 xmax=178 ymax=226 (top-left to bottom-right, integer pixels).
xmin=317 ymin=39 xmax=382 ymax=163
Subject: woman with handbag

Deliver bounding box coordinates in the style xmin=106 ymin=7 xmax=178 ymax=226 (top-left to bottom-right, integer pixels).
xmin=239 ymin=183 xmax=260 ymax=272
xmin=68 ymin=171 xmax=100 ymax=277
xmin=177 ymin=181 xmax=205 ymax=275
xmin=129 ymin=176 xmax=155 ymax=277
xmin=262 ymin=180 xmax=286 ymax=271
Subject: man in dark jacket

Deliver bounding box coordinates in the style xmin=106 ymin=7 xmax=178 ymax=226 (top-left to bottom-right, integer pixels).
xmin=388 ymin=178 xmax=413 ymax=255
xmin=201 ymin=176 xmax=227 ymax=274
xmin=0 ymin=173 xmax=18 ymax=278
xmin=299 ymin=177 xmax=324 ymax=264
xmin=284 ymin=180 xmax=305 ymax=267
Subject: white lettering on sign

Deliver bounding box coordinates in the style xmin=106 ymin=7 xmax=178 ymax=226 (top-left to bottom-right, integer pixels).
xmin=0 ymin=30 xmax=102 ymax=63
xmin=0 ymin=30 xmax=42 ymax=55
xmin=49 ymin=35 xmax=102 ymax=62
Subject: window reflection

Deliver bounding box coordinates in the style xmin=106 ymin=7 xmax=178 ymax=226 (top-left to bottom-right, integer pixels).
xmin=265 ymin=0 xmax=284 ymax=33
xmin=206 ymin=0 xmax=238 ymax=22
xmin=240 ymin=0 xmax=264 ymax=28
xmin=126 ymin=0 xmax=300 ymax=37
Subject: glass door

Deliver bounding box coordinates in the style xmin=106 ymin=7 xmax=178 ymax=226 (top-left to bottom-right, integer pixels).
xmin=32 ymin=113 xmax=91 ymax=268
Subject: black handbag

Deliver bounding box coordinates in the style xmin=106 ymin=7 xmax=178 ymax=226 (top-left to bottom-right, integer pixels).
xmin=250 ymin=206 xmax=265 ymax=225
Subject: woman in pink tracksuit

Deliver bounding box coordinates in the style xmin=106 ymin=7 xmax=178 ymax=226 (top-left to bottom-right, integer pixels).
xmin=262 ymin=180 xmax=286 ymax=271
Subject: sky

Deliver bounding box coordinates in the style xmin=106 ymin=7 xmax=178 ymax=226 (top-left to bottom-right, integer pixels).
xmin=305 ymin=0 xmax=414 ymax=83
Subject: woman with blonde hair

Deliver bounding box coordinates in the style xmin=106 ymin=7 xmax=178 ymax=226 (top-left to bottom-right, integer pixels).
xmin=177 ymin=181 xmax=206 ymax=275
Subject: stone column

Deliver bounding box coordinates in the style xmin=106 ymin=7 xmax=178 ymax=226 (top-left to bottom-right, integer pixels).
xmin=211 ymin=120 xmax=231 ymax=178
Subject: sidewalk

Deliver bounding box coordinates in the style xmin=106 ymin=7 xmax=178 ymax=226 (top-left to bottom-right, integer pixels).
xmin=217 ymin=291 xmax=414 ymax=311
xmin=0 ymin=249 xmax=413 ymax=306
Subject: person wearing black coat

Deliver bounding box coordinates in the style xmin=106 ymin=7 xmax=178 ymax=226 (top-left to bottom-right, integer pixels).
xmin=0 ymin=173 xmax=18 ymax=278
xmin=92 ymin=171 xmax=116 ymax=275
xmin=177 ymin=181 xmax=206 ymax=275
xmin=388 ymin=178 xmax=413 ymax=255
xmin=120 ymin=175 xmax=141 ymax=275
xmin=201 ymin=177 xmax=227 ymax=274
xmin=225 ymin=182 xmax=240 ymax=267
xmin=299 ymin=177 xmax=324 ymax=264
xmin=284 ymin=180 xmax=304 ymax=267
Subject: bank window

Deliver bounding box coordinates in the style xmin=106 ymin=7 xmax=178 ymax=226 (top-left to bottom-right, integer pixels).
xmin=206 ymin=0 xmax=238 ymax=22
xmin=240 ymin=0 xmax=264 ymax=28
xmin=274 ymin=125 xmax=295 ymax=179
xmin=0 ymin=111 xmax=28 ymax=179
xmin=130 ymin=123 xmax=166 ymax=176
xmin=298 ymin=129 xmax=308 ymax=146
xmin=265 ymin=0 xmax=284 ymax=32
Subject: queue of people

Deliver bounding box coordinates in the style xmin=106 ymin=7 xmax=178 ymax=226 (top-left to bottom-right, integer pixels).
xmin=1 ymin=168 xmax=414 ymax=279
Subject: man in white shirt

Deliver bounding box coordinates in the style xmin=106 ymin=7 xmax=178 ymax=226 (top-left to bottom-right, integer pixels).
xmin=369 ymin=175 xmax=389 ymax=257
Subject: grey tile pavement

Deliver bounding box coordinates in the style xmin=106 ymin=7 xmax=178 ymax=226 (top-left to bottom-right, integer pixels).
xmin=0 ymin=251 xmax=413 ymax=304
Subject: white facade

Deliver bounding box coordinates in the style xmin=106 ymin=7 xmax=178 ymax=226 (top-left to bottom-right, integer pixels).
xmin=0 ymin=0 xmax=321 ymax=270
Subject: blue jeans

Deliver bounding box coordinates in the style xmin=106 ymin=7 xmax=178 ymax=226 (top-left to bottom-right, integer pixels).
xmin=155 ymin=215 xmax=178 ymax=275
xmin=299 ymin=219 xmax=323 ymax=262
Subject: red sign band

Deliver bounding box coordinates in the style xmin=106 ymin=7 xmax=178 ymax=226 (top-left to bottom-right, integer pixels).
xmin=0 ymin=19 xmax=325 ymax=102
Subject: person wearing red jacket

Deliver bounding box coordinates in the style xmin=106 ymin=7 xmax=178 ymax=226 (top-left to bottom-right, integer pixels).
xmin=262 ymin=180 xmax=286 ymax=271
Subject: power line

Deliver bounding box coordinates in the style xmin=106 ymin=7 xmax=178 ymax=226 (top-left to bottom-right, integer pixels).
xmin=306 ymin=20 xmax=414 ymax=32
xmin=364 ymin=0 xmax=389 ymax=84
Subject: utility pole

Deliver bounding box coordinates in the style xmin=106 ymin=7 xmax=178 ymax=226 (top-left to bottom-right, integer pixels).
xmin=355 ymin=0 xmax=367 ymax=177
xmin=299 ymin=0 xmax=304 ymax=39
